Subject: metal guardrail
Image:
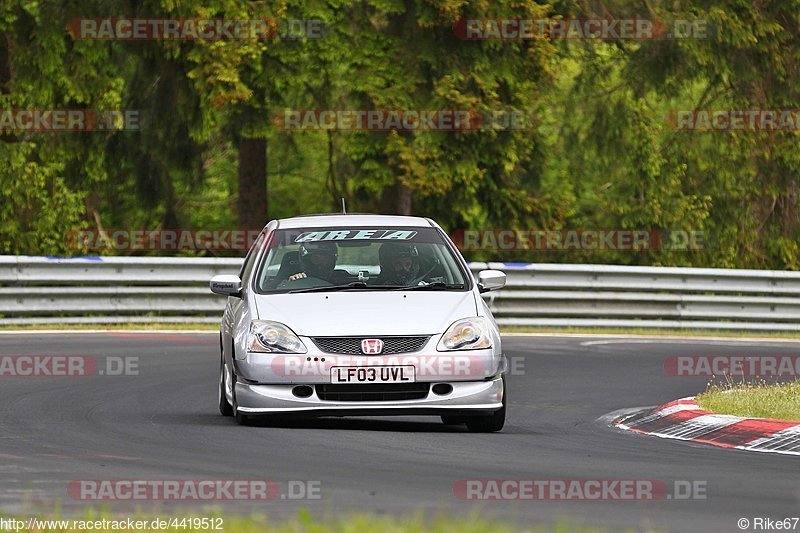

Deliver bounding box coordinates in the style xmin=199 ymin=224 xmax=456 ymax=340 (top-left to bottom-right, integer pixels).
xmin=2 ymin=256 xmax=800 ymax=330
xmin=0 ymin=256 xmax=238 ymax=325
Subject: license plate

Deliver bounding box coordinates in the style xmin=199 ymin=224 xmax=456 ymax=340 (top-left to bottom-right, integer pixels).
xmin=330 ymin=365 xmax=415 ymax=384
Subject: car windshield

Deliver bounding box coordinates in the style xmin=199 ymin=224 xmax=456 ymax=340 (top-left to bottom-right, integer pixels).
xmin=254 ymin=226 xmax=468 ymax=293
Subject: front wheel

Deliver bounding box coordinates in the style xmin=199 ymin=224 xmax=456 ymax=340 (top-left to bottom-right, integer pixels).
xmin=219 ymin=359 xmax=233 ymax=417
xmin=465 ymin=378 xmax=506 ymax=433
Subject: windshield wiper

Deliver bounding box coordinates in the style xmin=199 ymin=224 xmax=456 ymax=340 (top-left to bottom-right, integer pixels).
xmin=289 ymin=282 xmax=406 ymax=294
xmin=391 ymin=282 xmax=464 ymax=291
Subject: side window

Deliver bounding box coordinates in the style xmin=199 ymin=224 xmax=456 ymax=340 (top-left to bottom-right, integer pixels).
xmin=239 ymin=232 xmax=267 ymax=282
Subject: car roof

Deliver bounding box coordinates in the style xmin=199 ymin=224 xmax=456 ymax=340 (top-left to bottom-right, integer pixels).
xmin=275 ymin=213 xmax=434 ymax=229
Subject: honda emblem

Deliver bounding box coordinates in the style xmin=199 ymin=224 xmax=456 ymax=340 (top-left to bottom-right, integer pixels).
xmin=361 ymin=338 xmax=384 ymax=354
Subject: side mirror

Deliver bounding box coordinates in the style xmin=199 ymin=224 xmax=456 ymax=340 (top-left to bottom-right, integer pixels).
xmin=477 ymin=270 xmax=506 ymax=293
xmin=210 ymin=275 xmax=242 ymax=297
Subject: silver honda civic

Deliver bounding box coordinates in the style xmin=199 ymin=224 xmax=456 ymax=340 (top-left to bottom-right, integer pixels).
xmin=210 ymin=214 xmax=508 ymax=432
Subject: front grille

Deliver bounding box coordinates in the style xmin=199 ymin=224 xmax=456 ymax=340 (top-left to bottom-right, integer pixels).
xmin=315 ymin=383 xmax=430 ymax=402
xmin=311 ymin=336 xmax=430 ymax=355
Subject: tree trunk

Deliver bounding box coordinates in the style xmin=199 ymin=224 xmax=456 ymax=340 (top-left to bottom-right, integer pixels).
xmin=0 ymin=31 xmax=20 ymax=144
xmin=237 ymin=137 xmax=267 ymax=230
xmin=396 ymin=180 xmax=412 ymax=215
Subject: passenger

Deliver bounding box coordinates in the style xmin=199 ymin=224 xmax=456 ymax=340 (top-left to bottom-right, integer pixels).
xmin=376 ymin=243 xmax=421 ymax=286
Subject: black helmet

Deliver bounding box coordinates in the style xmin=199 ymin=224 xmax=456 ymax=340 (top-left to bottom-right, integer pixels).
xmin=379 ymin=243 xmax=420 ymax=284
xmin=299 ymin=242 xmax=337 ymax=278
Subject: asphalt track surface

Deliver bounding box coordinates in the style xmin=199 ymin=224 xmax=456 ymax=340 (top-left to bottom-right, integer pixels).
xmin=1 ymin=332 xmax=798 ymax=532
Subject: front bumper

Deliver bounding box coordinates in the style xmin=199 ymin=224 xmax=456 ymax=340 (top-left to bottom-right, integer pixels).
xmin=236 ymin=375 xmax=504 ymax=416
xmin=234 ymin=336 xmax=505 ymax=384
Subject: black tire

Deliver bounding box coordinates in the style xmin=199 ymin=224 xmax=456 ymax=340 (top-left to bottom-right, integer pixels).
xmin=441 ymin=416 xmax=467 ymax=425
xmin=218 ymin=358 xmax=233 ymax=417
xmin=465 ymin=378 xmax=506 ymax=433
xmin=227 ymin=341 xmax=250 ymax=425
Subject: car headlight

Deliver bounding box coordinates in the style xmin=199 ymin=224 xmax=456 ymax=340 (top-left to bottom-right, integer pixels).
xmin=437 ymin=317 xmax=492 ymax=351
xmin=248 ymin=321 xmax=307 ymax=353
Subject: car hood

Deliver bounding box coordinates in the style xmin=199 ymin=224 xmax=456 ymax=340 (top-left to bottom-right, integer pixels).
xmin=253 ymin=291 xmax=478 ymax=336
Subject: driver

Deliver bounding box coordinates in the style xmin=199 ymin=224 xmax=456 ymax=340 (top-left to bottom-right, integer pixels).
xmin=377 ymin=243 xmax=421 ymax=285
xmin=288 ymin=242 xmax=337 ymax=281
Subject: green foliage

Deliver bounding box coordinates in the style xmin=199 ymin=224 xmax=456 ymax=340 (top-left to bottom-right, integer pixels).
xmin=1 ymin=0 xmax=799 ymax=268
xmin=0 ymin=142 xmax=85 ymax=255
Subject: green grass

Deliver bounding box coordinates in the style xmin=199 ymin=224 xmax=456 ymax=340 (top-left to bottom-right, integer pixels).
xmin=697 ymin=380 xmax=800 ymax=421
xmin=0 ymin=510 xmax=638 ymax=533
